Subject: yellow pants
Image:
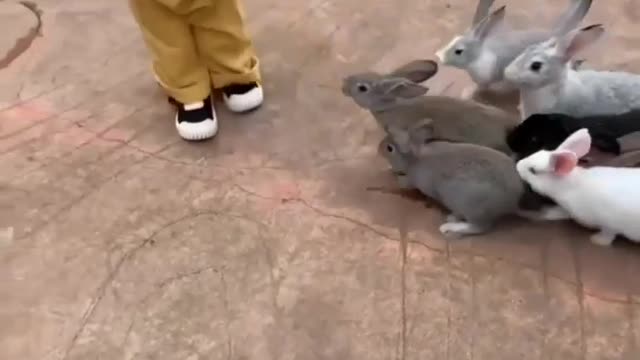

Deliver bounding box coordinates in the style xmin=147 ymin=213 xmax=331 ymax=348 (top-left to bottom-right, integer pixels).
xmin=128 ymin=0 xmax=261 ymax=104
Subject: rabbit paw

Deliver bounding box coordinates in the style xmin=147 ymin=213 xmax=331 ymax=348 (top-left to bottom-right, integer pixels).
xmin=539 ymin=206 xmax=571 ymax=221
xmin=590 ymin=230 xmax=616 ymax=247
xmin=439 ymin=221 xmax=488 ymax=238
xmin=517 ymin=206 xmax=570 ymax=221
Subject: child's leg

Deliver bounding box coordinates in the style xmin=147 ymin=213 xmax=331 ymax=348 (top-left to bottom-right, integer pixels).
xmin=188 ymin=0 xmax=264 ymax=112
xmin=128 ymin=0 xmax=218 ymax=141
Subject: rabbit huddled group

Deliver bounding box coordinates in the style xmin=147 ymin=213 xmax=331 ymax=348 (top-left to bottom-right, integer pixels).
xmin=341 ymin=0 xmax=640 ymax=247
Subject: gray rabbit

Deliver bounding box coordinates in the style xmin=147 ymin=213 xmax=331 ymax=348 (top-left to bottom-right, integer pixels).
xmin=436 ymin=0 xmax=593 ymax=99
xmin=342 ymin=59 xmax=520 ymax=155
xmin=505 ymin=23 xmax=640 ymax=118
xmin=377 ymin=125 xmax=526 ymax=237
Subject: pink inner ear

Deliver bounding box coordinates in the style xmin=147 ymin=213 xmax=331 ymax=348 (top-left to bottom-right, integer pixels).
xmin=552 ymin=152 xmax=578 ymax=175
xmin=557 ymin=129 xmax=592 ymax=158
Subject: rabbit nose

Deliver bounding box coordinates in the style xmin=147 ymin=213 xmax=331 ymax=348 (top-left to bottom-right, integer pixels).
xmin=504 ymin=64 xmax=518 ymax=81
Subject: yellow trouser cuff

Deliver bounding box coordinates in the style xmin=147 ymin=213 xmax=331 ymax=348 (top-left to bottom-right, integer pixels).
xmin=210 ymin=57 xmax=262 ymax=89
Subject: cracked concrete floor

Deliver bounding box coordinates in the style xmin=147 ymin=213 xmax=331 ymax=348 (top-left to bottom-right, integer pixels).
xmin=2 ymin=0 xmax=640 ymax=359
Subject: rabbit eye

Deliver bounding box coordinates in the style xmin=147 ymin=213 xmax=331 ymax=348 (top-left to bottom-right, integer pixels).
xmin=454 ymin=49 xmax=463 ymax=55
xmin=529 ymin=167 xmax=538 ymax=175
xmin=386 ymin=144 xmax=394 ymax=153
xmin=530 ymin=61 xmax=543 ymax=72
xmin=356 ymin=83 xmax=370 ymax=92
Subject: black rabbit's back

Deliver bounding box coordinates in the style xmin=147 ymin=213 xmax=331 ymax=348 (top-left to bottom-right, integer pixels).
xmin=507 ymin=114 xmax=569 ymax=159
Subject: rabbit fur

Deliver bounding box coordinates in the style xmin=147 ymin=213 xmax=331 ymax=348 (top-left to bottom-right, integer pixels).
xmin=505 ymin=24 xmax=640 ymax=118
xmin=516 ymin=128 xmax=640 ymax=246
xmin=436 ymin=0 xmax=592 ymax=95
xmin=507 ymin=111 xmax=640 ymax=160
xmin=342 ymin=59 xmax=520 ymax=155
xmin=378 ymin=131 xmax=525 ymax=237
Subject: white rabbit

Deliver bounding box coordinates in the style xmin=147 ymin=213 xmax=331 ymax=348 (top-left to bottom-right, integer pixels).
xmin=504 ymin=23 xmax=640 ymax=118
xmin=436 ymin=0 xmax=592 ymax=98
xmin=516 ymin=128 xmax=640 ymax=246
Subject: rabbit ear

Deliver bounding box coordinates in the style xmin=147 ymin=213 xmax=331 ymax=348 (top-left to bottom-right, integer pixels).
xmin=550 ymin=151 xmax=578 ymax=175
xmin=472 ymin=5 xmax=506 ymax=41
xmin=571 ymin=59 xmax=586 ymax=70
xmin=389 ymin=60 xmax=439 ymax=83
xmin=554 ymin=24 xmax=604 ymax=62
xmin=379 ymin=78 xmax=429 ymax=99
xmin=556 ymin=128 xmax=592 ymax=158
xmin=551 ymin=0 xmax=594 ymax=36
xmin=471 ymin=0 xmax=496 ymax=25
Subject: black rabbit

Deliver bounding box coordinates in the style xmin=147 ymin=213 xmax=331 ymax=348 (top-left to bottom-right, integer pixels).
xmin=507 ymin=111 xmax=640 ymax=160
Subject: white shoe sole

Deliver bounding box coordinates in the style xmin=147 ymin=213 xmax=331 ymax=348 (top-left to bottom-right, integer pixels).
xmin=175 ymin=116 xmax=218 ymax=141
xmin=223 ymin=85 xmax=264 ymax=113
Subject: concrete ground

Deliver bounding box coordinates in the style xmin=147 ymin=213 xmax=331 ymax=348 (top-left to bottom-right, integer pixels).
xmin=2 ymin=0 xmax=640 ymax=359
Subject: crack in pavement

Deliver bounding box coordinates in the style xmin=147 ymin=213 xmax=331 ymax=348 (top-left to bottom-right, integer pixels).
xmin=0 ymin=1 xmax=43 ymax=70
xmin=0 ymin=69 xmax=147 ymax=143
xmin=59 ymin=210 xmax=270 ymax=359
xmin=570 ymin=240 xmax=587 ymax=360
xmin=229 ymin=183 xmax=640 ymax=307
xmin=219 ymin=270 xmax=234 ymax=360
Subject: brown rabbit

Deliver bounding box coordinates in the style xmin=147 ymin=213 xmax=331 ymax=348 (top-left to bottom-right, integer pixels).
xmin=342 ymin=59 xmax=520 ymax=155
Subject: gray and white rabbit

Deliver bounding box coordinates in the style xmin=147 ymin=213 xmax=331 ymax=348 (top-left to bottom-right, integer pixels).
xmin=505 ymin=23 xmax=640 ymax=118
xmin=516 ymin=128 xmax=640 ymax=246
xmin=377 ymin=128 xmax=526 ymax=237
xmin=435 ymin=0 xmax=593 ymax=98
xmin=342 ymin=59 xmax=520 ymax=155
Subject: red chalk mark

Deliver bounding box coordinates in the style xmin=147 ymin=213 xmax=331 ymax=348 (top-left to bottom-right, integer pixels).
xmin=0 ymin=101 xmax=56 ymax=138
xmin=52 ymin=125 xmax=96 ymax=147
xmin=269 ymin=182 xmax=302 ymax=202
xmin=250 ymin=181 xmax=303 ymax=213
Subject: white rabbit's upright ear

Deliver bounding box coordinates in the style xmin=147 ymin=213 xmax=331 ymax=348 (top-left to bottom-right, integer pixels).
xmin=472 ymin=5 xmax=506 ymax=41
xmin=471 ymin=0 xmax=496 ymax=26
xmin=389 ymin=60 xmax=439 ymax=83
xmin=554 ymin=24 xmax=604 ymax=62
xmin=549 ymin=151 xmax=578 ymax=175
xmin=547 ymin=128 xmax=590 ymax=175
xmin=556 ymin=128 xmax=592 ymax=158
xmin=551 ymin=0 xmax=594 ymax=37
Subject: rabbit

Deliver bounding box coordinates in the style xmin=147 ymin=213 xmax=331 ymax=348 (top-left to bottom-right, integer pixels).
xmin=507 ymin=110 xmax=640 ymax=160
xmin=505 ymin=23 xmax=640 ymax=118
xmin=516 ymin=128 xmax=640 ymax=246
xmin=377 ymin=120 xmax=545 ymax=237
xmin=435 ymin=0 xmax=593 ymax=98
xmin=342 ymin=59 xmax=520 ymax=155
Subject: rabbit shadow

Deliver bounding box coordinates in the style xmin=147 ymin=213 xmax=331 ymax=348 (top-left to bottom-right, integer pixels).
xmin=316 ymin=153 xmax=450 ymax=237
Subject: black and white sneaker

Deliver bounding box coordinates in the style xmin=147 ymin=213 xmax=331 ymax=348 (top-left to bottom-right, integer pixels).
xmin=222 ymin=82 xmax=264 ymax=113
xmin=173 ymin=95 xmax=218 ymax=141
